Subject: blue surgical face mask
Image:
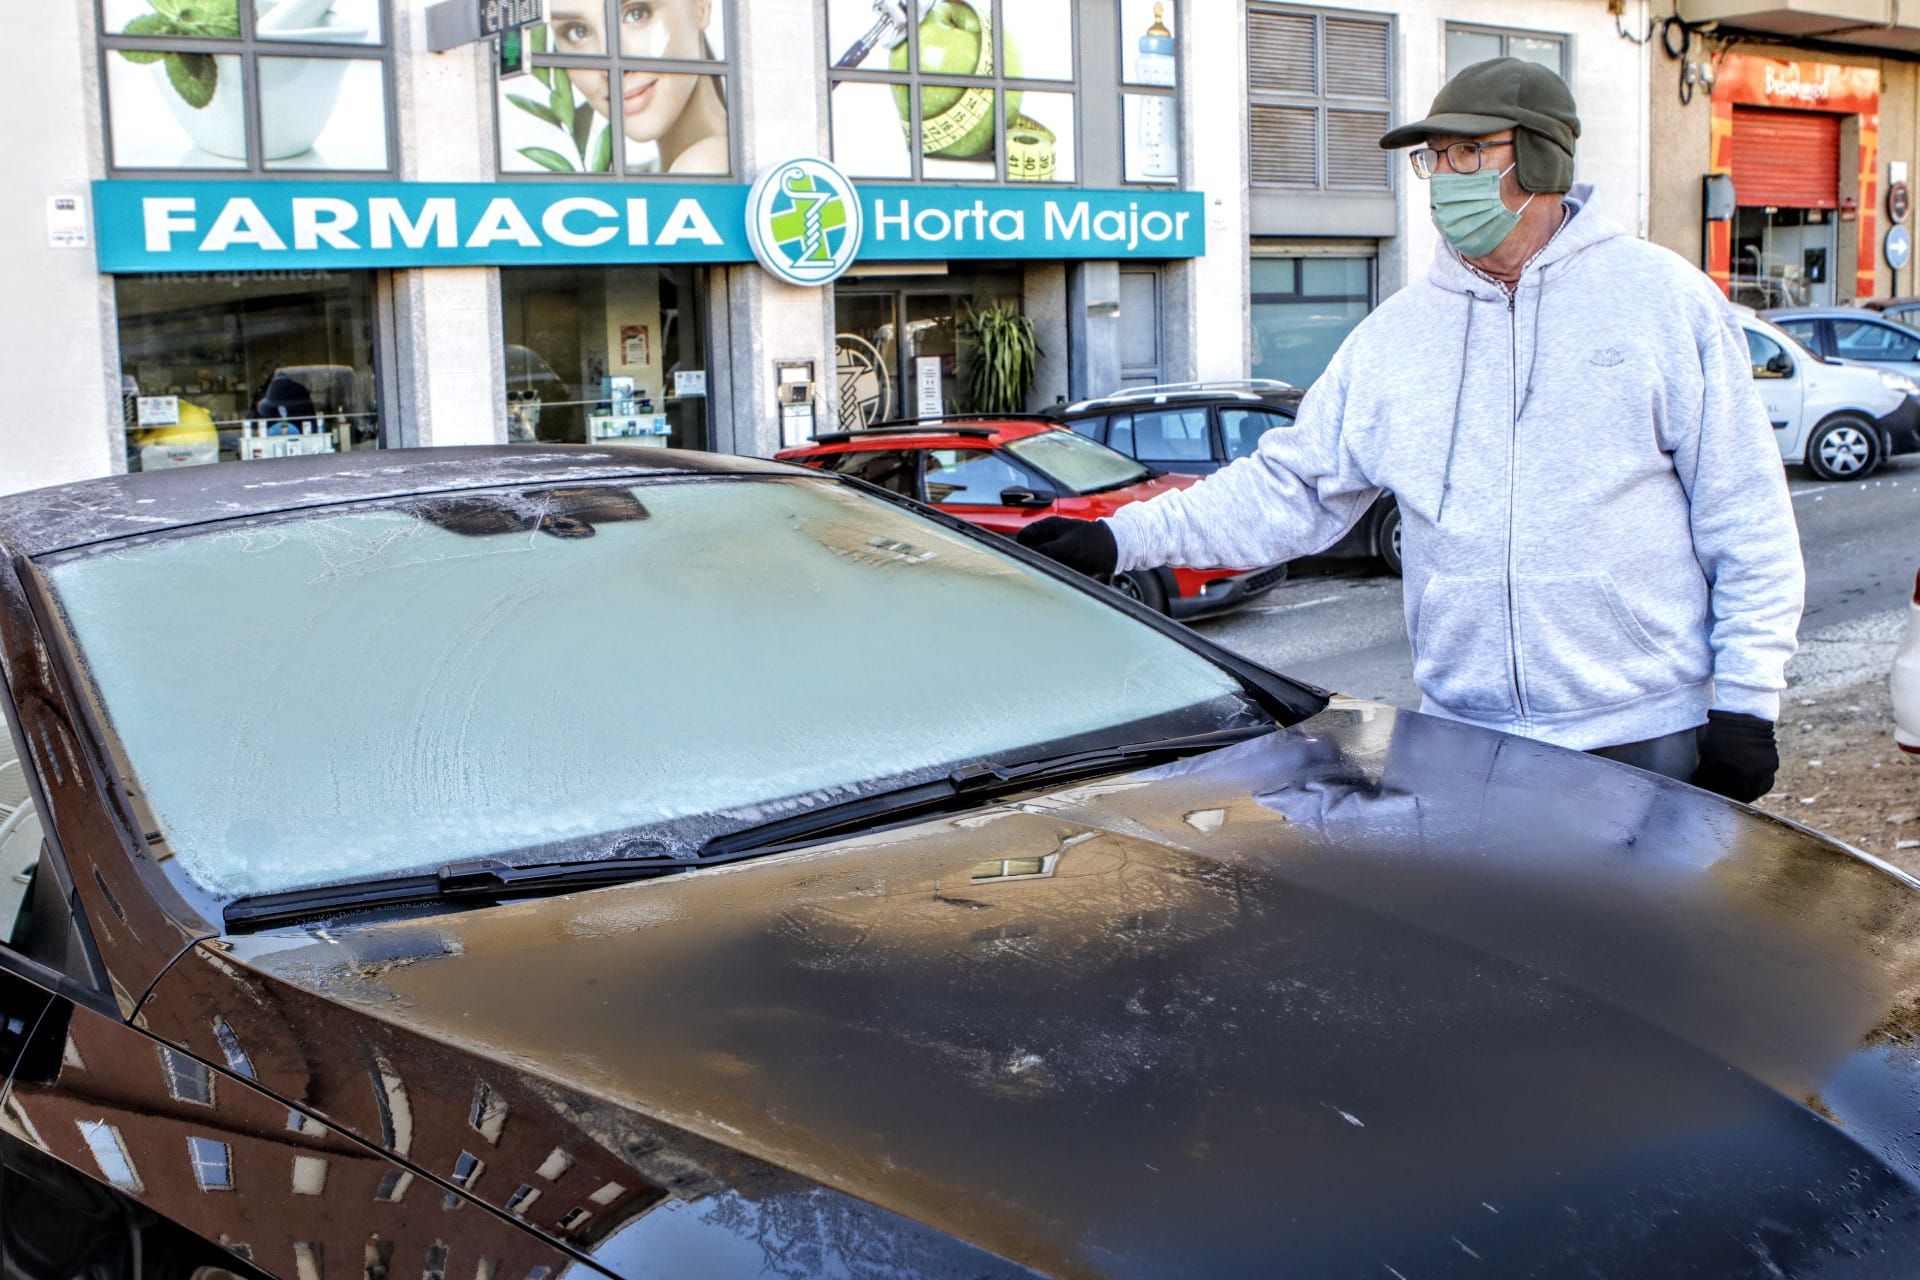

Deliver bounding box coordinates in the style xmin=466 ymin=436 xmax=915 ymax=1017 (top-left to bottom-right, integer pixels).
xmin=1430 ymin=162 xmax=1535 ymax=259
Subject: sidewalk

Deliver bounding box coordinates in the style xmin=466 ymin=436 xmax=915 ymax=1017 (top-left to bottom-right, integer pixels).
xmin=1756 ymin=606 xmax=1918 ymax=875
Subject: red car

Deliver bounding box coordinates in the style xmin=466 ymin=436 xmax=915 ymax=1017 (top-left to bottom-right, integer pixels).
xmin=777 ymin=417 xmax=1285 ymax=617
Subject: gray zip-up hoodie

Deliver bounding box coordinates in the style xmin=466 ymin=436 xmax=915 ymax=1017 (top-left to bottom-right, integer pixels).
xmin=1107 ymin=186 xmax=1805 ymax=750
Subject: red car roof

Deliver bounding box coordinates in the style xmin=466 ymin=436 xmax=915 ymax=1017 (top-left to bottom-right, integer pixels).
xmin=776 ymin=419 xmax=1060 ymax=457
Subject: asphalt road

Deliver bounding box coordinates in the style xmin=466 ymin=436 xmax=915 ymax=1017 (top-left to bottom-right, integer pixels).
xmin=1191 ymin=455 xmax=1920 ymax=708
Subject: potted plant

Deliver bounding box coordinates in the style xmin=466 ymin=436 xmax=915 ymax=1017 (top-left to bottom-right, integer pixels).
xmin=961 ymin=301 xmax=1041 ymax=414
xmin=118 ymin=0 xmax=365 ymax=161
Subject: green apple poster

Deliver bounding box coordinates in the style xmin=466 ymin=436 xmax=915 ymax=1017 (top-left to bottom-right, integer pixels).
xmin=828 ymin=0 xmax=1078 ymax=182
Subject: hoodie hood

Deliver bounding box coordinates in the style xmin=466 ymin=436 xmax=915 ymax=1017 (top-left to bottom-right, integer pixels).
xmin=1428 ymin=182 xmax=1625 ymax=298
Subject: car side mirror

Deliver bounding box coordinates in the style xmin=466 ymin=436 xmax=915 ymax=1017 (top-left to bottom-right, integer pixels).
xmin=999 ymin=486 xmax=1053 ymax=508
xmin=1764 ymin=352 xmax=1792 ymax=377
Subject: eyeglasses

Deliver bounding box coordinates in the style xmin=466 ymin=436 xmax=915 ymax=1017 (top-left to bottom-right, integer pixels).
xmin=1409 ymin=140 xmax=1513 ymax=179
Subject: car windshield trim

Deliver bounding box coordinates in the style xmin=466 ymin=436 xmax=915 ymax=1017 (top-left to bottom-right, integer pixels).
xmin=30 ymin=475 xmax=1325 ymax=914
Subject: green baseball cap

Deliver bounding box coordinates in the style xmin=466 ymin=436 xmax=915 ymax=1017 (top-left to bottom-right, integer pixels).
xmin=1378 ymin=57 xmax=1580 ymax=194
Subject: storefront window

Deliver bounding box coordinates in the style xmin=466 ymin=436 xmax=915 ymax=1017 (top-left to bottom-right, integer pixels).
xmin=115 ymin=271 xmax=383 ymax=472
xmin=497 ymin=1 xmax=733 ymax=177
xmin=500 ymin=266 xmax=710 ymax=449
xmin=1250 ymin=254 xmax=1372 ymax=388
xmin=100 ymin=0 xmax=393 ymax=173
xmin=827 ymin=0 xmax=1077 ymax=183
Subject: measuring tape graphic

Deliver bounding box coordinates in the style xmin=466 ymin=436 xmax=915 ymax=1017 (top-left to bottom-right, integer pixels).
xmin=902 ymin=12 xmax=1055 ymax=180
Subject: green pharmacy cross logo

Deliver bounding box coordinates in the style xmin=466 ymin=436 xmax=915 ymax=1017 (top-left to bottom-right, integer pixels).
xmin=747 ymin=158 xmax=864 ymax=287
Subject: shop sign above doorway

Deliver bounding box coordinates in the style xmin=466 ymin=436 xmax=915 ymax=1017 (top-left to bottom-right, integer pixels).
xmin=91 ymin=171 xmax=1206 ymax=274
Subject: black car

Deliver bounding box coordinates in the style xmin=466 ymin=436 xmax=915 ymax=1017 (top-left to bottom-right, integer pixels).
xmin=2 ymin=448 xmax=1920 ymax=1278
xmin=1049 ymin=381 xmax=1403 ymax=575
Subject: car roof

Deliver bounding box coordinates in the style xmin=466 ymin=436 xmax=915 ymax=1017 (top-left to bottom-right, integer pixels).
xmin=1052 ymin=382 xmax=1303 ymax=418
xmin=1763 ymin=306 xmax=1920 ymax=336
xmin=0 ymin=445 xmax=800 ymax=560
xmin=789 ymin=417 xmax=1061 ymax=452
xmin=1766 ymin=306 xmax=1888 ymax=320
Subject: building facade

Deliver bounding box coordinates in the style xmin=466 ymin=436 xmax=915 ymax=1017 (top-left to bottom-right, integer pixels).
xmin=1648 ymin=5 xmax=1920 ymax=311
xmin=7 ymin=0 xmax=1653 ymax=497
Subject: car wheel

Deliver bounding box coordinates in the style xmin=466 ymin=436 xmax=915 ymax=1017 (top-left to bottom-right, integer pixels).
xmin=1112 ymin=570 xmax=1169 ymax=613
xmin=1805 ymin=414 xmax=1884 ymax=480
xmin=1375 ymin=502 xmax=1404 ymax=577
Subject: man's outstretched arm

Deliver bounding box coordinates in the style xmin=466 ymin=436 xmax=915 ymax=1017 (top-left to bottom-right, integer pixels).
xmin=1024 ymin=361 xmax=1382 ymax=576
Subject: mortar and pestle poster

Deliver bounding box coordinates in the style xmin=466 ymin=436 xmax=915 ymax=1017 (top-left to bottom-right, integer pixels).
xmin=104 ymin=0 xmax=387 ymax=171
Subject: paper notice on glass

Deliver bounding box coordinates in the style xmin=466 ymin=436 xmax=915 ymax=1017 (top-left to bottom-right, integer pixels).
xmin=673 ymin=370 xmax=707 ymax=397
xmin=915 ymin=356 xmax=943 ymax=418
xmin=47 ymin=196 xmax=88 ymax=249
xmin=136 ymin=396 xmax=180 ymax=426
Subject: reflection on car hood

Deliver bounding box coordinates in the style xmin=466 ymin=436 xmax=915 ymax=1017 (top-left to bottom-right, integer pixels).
xmin=225 ymin=701 xmax=1920 ymax=1278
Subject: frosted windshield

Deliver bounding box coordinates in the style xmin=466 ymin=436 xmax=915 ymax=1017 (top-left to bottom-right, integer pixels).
xmin=44 ymin=478 xmax=1254 ymax=900
xmin=1007 ymin=431 xmax=1149 ymax=493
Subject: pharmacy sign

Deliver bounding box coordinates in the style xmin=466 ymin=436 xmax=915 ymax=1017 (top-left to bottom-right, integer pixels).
xmin=745 ymin=158 xmax=864 ymax=287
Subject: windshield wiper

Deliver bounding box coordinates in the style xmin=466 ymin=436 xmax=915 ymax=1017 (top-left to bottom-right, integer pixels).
xmin=696 ymin=724 xmax=1271 ymax=860
xmin=221 ymin=853 xmax=707 ymax=931
xmin=222 ymin=725 xmax=1270 ymax=932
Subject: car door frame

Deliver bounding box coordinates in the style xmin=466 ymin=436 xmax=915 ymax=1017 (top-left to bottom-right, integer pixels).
xmin=1744 ymin=321 xmax=1811 ymax=463
xmin=924 ymin=446 xmax=1059 ymax=535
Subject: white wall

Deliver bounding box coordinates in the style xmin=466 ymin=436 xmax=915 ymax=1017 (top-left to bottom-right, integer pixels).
xmin=1176 ymin=0 xmax=1253 ymax=383
xmin=390 ymin=4 xmax=505 ymax=448
xmin=0 ymin=0 xmax=119 ymax=495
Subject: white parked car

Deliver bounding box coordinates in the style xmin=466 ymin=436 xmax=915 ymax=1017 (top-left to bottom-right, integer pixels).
xmin=1735 ymin=308 xmax=1920 ymax=480
xmin=1896 ymin=567 xmax=1920 ymax=756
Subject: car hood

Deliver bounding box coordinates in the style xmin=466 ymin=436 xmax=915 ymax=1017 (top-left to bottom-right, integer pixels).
xmin=1054 ymin=471 xmax=1196 ymax=518
xmin=216 ymin=702 xmax=1920 ymax=1277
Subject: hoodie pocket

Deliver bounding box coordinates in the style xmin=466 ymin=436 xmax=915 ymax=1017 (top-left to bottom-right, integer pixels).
xmin=1514 ymin=573 xmax=1683 ymax=714
xmin=1410 ymin=574 xmax=1515 ymax=715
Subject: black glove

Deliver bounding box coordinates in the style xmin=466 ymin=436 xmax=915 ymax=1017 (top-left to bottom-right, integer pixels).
xmin=1015 ymin=516 xmax=1118 ymax=580
xmin=1690 ymin=711 xmax=1779 ymax=803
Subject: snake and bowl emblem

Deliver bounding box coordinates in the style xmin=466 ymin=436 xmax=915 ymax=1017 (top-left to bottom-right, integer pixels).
xmin=746 ymin=158 xmax=864 ymax=287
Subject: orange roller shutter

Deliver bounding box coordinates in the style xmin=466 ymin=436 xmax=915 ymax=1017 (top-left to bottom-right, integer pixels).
xmin=1731 ymin=107 xmax=1841 ymax=209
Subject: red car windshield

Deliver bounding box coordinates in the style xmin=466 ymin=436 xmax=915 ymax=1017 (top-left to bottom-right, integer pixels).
xmin=1006 ymin=430 xmax=1150 ymax=495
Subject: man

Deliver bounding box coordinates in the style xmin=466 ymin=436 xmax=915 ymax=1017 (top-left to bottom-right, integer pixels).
xmin=1019 ymin=58 xmax=1804 ymax=802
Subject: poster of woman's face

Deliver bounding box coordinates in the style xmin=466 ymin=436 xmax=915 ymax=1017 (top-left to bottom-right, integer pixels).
xmin=499 ymin=0 xmax=729 ymax=176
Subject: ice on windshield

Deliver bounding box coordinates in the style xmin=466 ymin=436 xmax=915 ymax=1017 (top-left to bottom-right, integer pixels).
xmin=44 ymin=478 xmax=1248 ymax=900
xmin=1006 ymin=431 xmax=1148 ymax=494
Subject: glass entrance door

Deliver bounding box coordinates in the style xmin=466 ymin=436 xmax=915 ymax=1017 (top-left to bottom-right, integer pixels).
xmin=834 ymin=271 xmax=1023 ymax=428
xmin=1731 ymin=207 xmax=1838 ymax=309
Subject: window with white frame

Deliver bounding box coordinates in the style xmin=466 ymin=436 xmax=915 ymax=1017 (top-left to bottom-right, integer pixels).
xmin=1444 ymin=24 xmax=1568 ymax=81
xmin=187 ymin=1136 xmax=233 ymax=1190
xmin=99 ymin=0 xmax=393 ymax=173
xmin=159 ymin=1046 xmax=214 ymax=1106
xmin=1246 ymin=5 xmax=1393 ymax=192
